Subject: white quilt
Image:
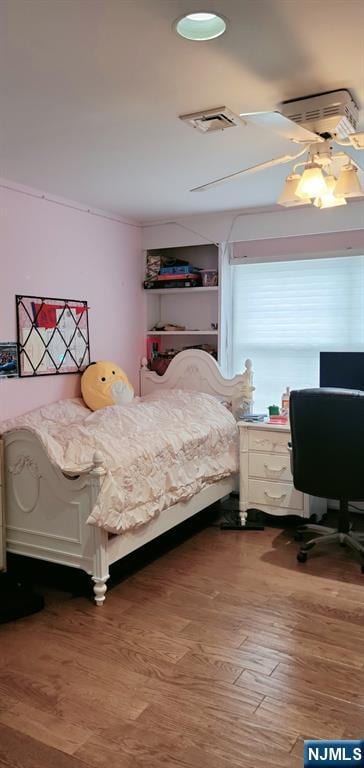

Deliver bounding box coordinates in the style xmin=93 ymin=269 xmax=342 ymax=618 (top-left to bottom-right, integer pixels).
xmin=1 ymin=392 xmax=238 ymax=534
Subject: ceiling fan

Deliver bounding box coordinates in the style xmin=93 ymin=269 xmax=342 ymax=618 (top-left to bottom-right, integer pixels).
xmin=186 ymin=90 xmax=364 ymax=209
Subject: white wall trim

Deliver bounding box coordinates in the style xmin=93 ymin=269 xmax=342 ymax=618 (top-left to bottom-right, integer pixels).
xmin=231 ymin=229 xmax=364 ymax=264
xmin=142 ymin=201 xmax=364 ymax=250
xmin=0 ymin=177 xmax=141 ymax=229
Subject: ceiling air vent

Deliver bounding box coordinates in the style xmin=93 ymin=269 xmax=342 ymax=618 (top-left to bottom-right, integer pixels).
xmin=179 ymin=106 xmax=242 ymax=133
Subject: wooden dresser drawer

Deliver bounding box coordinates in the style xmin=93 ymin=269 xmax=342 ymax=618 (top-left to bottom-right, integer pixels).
xmin=248 ymin=430 xmax=289 ymax=455
xmin=248 ymin=452 xmax=292 ymax=482
xmin=248 ymin=479 xmax=304 ymax=511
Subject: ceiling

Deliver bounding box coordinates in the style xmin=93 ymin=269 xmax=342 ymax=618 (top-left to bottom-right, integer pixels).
xmin=1 ymin=0 xmax=364 ymax=221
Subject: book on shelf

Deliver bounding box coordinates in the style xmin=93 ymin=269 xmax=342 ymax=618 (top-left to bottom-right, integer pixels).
xmin=151 ymin=324 xmax=186 ymax=332
xmin=144 ymin=275 xmax=202 ymax=290
xmin=159 ymin=266 xmax=201 ymax=275
xmin=147 ymin=273 xmax=201 ymax=282
xmin=240 ymin=414 xmax=267 ymax=422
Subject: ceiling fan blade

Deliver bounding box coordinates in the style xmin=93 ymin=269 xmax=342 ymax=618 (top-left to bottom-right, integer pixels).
xmin=341 ymin=148 xmax=364 ymax=174
xmin=240 ymin=111 xmax=323 ymax=144
xmin=191 ymin=148 xmax=308 ymax=192
xmin=347 ymin=132 xmax=364 ymax=150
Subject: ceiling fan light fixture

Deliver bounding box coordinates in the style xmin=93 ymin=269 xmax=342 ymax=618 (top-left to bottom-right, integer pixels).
xmin=314 ymin=196 xmax=347 ymax=209
xmin=334 ymin=164 xmax=364 ymax=198
xmin=174 ymin=11 xmax=227 ymax=41
xmin=313 ymin=177 xmax=347 ymax=209
xmin=277 ymin=174 xmax=310 ymax=207
xmin=295 ymin=164 xmax=329 ymax=200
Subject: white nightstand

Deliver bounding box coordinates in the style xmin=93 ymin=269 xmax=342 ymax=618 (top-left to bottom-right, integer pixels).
xmin=237 ymin=421 xmax=326 ymax=526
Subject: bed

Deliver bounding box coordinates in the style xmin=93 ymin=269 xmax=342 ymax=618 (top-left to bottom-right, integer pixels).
xmin=1 ymin=350 xmax=252 ymax=605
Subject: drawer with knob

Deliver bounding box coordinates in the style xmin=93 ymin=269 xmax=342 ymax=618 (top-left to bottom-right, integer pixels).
xmin=248 ymin=479 xmax=304 ymax=511
xmin=247 ymin=430 xmax=289 ymax=455
xmin=248 ymin=452 xmax=292 ymax=482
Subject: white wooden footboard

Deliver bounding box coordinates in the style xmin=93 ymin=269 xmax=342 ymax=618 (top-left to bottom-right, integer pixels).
xmin=3 ymin=430 xmax=109 ymax=605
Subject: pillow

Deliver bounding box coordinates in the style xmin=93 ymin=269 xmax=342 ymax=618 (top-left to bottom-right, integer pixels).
xmin=81 ymin=361 xmax=134 ymax=411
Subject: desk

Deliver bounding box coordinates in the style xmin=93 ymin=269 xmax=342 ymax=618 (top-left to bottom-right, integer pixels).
xmin=237 ymin=421 xmax=326 ymax=526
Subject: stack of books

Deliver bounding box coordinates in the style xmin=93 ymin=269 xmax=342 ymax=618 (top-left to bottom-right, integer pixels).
xmin=240 ymin=414 xmax=266 ymax=422
xmin=268 ymin=415 xmax=288 ymax=424
xmin=144 ymin=264 xmax=202 ymax=290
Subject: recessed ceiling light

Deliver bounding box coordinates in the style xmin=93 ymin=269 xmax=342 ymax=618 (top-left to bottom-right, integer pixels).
xmin=174 ymin=11 xmax=227 ymax=41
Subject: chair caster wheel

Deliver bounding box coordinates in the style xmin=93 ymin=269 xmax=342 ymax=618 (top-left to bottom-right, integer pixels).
xmin=297 ymin=551 xmax=308 ymax=564
xmin=294 ymin=532 xmax=304 ymax=542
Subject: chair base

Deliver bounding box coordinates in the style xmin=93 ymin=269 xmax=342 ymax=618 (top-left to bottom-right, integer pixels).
xmin=295 ymin=523 xmax=364 ymax=570
xmin=0 ymin=574 xmax=45 ymax=624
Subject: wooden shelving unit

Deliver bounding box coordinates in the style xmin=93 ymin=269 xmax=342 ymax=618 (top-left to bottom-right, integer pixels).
xmin=144 ymin=244 xmax=220 ymax=359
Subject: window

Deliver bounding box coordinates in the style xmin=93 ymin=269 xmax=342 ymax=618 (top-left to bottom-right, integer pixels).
xmin=230 ymin=255 xmax=364 ymax=412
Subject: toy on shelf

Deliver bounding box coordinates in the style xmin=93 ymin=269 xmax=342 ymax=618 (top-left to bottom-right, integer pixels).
xmin=151 ymin=322 xmax=186 ymax=332
xmin=201 ymin=269 xmax=218 ymax=286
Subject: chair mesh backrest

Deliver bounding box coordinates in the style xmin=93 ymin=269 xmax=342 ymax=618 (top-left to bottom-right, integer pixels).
xmin=289 ymin=388 xmax=364 ymax=501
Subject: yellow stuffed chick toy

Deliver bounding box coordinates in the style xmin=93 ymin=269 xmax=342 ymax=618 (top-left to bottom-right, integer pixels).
xmin=81 ymin=361 xmax=134 ymax=411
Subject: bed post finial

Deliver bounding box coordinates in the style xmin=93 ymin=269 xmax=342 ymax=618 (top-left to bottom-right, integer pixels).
xmin=141 ymin=357 xmax=148 ymax=369
xmin=242 ymin=359 xmax=254 ymax=395
xmin=237 ymin=358 xmax=255 ymax=416
xmin=92 ymin=451 xmax=105 ymax=475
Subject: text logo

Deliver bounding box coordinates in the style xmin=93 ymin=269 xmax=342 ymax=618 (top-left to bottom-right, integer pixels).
xmin=304 ymin=741 xmax=364 ymax=768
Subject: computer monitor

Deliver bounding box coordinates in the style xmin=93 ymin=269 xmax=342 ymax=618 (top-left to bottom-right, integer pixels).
xmin=320 ymin=352 xmax=364 ymax=391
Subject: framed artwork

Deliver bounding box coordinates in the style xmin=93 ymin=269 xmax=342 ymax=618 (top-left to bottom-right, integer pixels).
xmin=0 ymin=342 xmax=19 ymax=378
xmin=16 ymin=295 xmax=90 ymax=377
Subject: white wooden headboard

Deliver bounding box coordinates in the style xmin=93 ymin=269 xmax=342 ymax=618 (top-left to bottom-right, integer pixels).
xmin=140 ymin=349 xmax=254 ymax=412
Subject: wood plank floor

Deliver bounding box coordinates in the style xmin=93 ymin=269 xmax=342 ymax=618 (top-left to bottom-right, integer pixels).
xmin=1 ymin=518 xmax=363 ymax=768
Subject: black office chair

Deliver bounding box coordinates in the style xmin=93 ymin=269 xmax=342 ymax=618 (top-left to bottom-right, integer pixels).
xmin=289 ymin=388 xmax=364 ymax=571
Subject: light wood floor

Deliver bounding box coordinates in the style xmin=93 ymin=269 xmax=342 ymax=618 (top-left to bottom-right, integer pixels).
xmin=0 ymin=518 xmax=363 ymax=768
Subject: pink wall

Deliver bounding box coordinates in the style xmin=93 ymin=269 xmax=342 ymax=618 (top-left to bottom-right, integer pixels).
xmin=0 ymin=185 xmax=143 ymax=420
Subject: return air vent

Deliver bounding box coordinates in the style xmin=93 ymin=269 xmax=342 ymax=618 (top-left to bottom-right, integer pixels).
xmin=179 ymin=106 xmax=242 ymax=133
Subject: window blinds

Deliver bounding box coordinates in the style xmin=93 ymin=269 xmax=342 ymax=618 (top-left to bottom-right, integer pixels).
xmin=231 ymin=255 xmax=364 ymax=412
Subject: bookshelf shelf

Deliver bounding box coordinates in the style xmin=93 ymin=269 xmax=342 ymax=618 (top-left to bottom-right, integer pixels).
xmin=147 ymin=330 xmax=218 ymax=336
xmin=144 ymin=286 xmax=218 ymax=295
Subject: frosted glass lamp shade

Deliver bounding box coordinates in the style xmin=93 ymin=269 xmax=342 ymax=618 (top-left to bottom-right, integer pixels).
xmin=334 ymin=165 xmax=363 ymax=198
xmin=295 ymin=164 xmax=328 ymax=199
xmin=277 ymin=175 xmax=310 ymax=207
xmin=313 ymin=175 xmax=347 ymax=209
